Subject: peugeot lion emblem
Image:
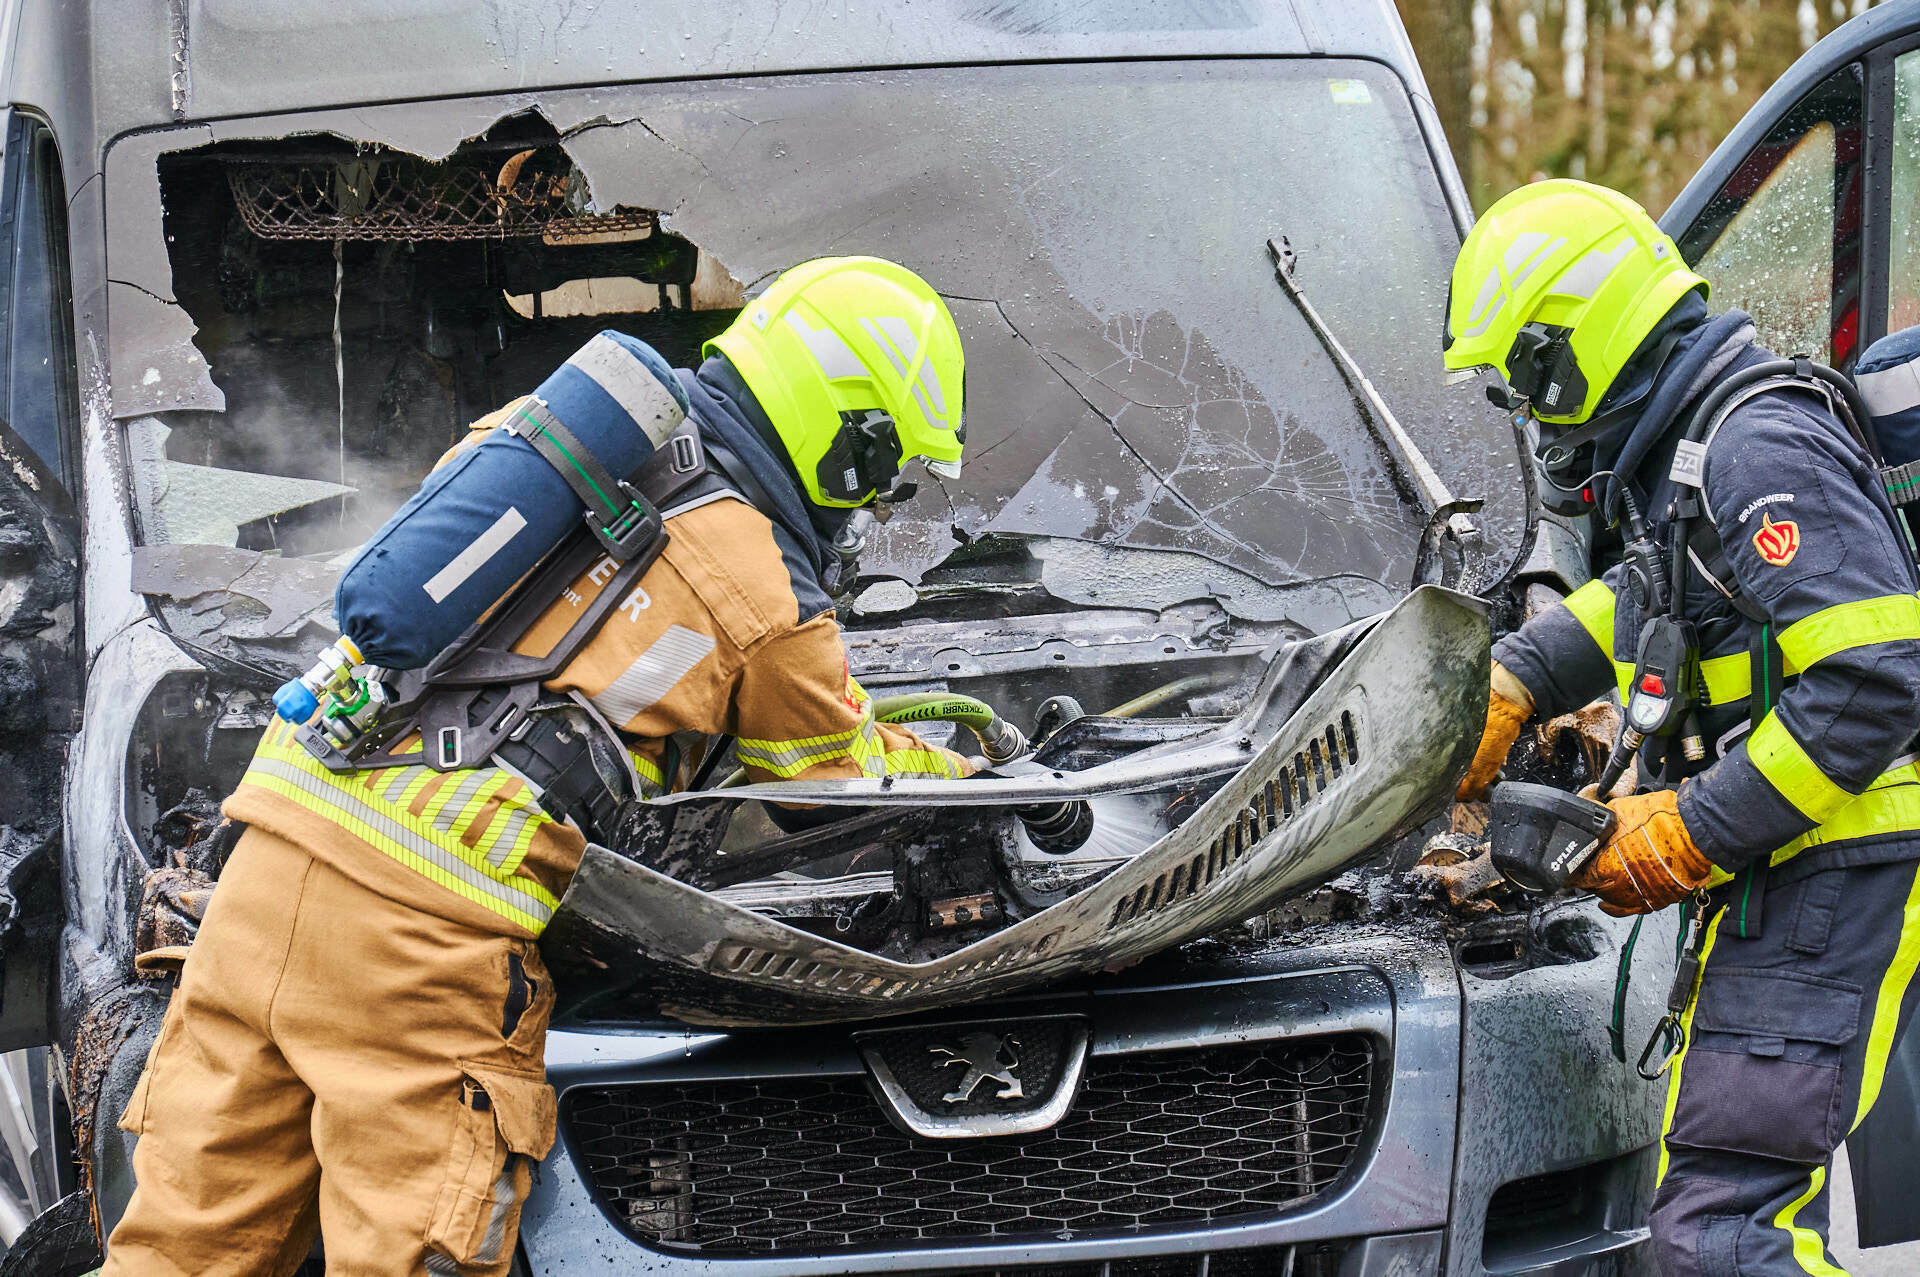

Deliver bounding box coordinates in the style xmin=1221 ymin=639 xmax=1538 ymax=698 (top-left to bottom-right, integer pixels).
xmin=929 ymin=1030 xmax=1023 ymax=1103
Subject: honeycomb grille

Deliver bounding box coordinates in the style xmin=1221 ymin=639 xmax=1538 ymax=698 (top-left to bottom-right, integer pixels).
xmin=566 ymin=1036 xmax=1373 ymax=1255
xmin=225 ymin=151 xmax=658 ymax=242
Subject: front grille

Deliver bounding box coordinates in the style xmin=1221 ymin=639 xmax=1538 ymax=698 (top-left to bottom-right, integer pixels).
xmin=567 ymin=1035 xmax=1373 ymax=1255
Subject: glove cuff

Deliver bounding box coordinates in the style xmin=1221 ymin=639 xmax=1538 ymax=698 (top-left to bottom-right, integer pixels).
xmin=1490 ymin=661 xmax=1535 ymax=717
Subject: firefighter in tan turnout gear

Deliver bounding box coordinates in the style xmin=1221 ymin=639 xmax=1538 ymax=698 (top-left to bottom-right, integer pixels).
xmin=103 ymin=258 xmax=974 ymax=1276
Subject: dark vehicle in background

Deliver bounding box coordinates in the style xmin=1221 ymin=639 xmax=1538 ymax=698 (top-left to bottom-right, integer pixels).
xmin=0 ymin=1 xmax=1909 ymax=1274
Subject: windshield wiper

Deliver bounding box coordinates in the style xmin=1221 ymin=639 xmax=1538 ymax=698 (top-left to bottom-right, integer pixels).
xmin=1266 ymin=236 xmax=1482 ymax=587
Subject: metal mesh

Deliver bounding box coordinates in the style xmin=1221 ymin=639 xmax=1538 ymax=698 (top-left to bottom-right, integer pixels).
xmin=567 ymin=1036 xmax=1373 ymax=1255
xmin=225 ymin=153 xmax=657 ymax=242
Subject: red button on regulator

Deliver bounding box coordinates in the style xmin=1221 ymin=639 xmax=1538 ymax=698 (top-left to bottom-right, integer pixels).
xmin=1639 ymin=673 xmax=1665 ymax=695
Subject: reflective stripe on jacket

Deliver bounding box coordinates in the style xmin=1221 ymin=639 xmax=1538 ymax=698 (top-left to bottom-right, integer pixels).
xmin=226 ymin=400 xmax=971 ymax=937
xmin=1496 ymin=356 xmax=1920 ymax=879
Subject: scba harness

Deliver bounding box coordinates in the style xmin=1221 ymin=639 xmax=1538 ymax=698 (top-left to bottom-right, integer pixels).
xmin=274 ymin=333 xmax=733 ymax=844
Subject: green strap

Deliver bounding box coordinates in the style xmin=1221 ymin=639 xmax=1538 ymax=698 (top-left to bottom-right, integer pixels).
xmin=510 ymin=400 xmax=626 ymax=519
xmin=1609 ymin=915 xmax=1645 ymax=1064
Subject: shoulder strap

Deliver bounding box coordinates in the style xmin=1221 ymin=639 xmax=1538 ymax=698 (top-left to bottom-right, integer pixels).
xmin=503 ymin=395 xmax=665 ymax=562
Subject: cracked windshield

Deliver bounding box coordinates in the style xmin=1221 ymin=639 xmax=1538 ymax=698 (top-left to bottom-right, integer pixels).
xmin=132 ymin=59 xmax=1497 ymax=625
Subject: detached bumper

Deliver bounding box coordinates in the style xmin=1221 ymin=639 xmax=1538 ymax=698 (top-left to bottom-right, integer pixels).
xmin=541 ymin=587 xmax=1490 ymax=1026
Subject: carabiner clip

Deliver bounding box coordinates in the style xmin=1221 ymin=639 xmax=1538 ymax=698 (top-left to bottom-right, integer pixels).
xmin=1637 ymin=1013 xmax=1687 ymax=1081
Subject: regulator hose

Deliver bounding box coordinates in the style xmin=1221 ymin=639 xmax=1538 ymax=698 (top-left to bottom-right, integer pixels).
xmin=871 ymin=693 xmax=1091 ymax=854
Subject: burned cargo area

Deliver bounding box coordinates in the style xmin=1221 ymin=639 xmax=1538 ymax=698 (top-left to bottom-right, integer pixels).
xmin=146 ymin=116 xmax=745 ymax=563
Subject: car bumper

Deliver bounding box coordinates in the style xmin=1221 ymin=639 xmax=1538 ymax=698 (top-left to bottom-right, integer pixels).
xmin=521 ymin=918 xmax=1672 ymax=1276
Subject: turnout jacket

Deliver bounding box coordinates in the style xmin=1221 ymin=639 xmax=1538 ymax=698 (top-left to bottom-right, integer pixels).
xmin=1498 ymin=329 xmax=1920 ymax=881
xmin=228 ymin=389 xmax=971 ymax=940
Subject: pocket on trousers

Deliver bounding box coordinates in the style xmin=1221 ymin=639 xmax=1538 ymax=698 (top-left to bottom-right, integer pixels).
xmin=117 ymin=996 xmax=185 ymax=1136
xmin=1666 ymin=967 xmax=1862 ymax=1164
xmin=424 ymin=1060 xmax=557 ymax=1271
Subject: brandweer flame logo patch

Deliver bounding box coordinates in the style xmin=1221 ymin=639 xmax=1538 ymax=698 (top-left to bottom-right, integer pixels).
xmin=1752 ymin=512 xmax=1801 ymax=567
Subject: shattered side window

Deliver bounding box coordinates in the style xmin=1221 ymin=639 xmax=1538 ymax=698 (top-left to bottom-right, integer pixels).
xmin=127 ymin=60 xmax=1496 ymax=605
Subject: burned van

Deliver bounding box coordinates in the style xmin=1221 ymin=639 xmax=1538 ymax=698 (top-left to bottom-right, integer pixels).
xmin=0 ymin=1 xmax=1796 ymax=1273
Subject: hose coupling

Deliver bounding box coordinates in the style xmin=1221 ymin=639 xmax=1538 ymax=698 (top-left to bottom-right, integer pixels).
xmin=974 ymin=716 xmax=1031 ymax=766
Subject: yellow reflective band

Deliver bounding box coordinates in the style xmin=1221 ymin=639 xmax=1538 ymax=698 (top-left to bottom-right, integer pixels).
xmin=1695 ymin=651 xmax=1804 ymax=707
xmin=447 ymin=772 xmax=514 ymax=844
xmin=846 ymin=718 xmax=889 ymax=779
xmin=1658 ymin=906 xmax=1724 ymax=1187
xmin=1698 ymin=652 xmax=1748 ymax=706
xmin=882 ymin=749 xmax=967 ymax=780
xmin=1563 ymin=579 xmax=1617 ymax=662
xmin=1853 ymin=858 xmax=1920 ymax=1132
xmin=1747 ymin=713 xmax=1855 ymax=823
xmin=629 ymin=750 xmax=668 ymax=800
xmin=1777 ymin=594 xmax=1920 ymax=672
xmin=484 ymin=804 xmax=540 ymax=874
xmin=242 ymin=756 xmax=556 ymax=933
xmin=1772 ymin=1165 xmax=1847 ymax=1276
xmin=427 ymin=770 xmax=494 ymax=831
xmin=1612 ymin=660 xmax=1632 ymax=701
xmin=1770 ymin=766 xmax=1920 ymax=866
xmin=737 ymin=723 xmax=866 ymax=779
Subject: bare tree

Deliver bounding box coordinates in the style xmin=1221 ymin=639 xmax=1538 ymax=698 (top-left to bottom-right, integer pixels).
xmin=1396 ymin=0 xmax=1886 ymax=214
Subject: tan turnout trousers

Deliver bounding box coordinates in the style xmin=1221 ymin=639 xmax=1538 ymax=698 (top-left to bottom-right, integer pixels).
xmin=102 ymin=827 xmax=557 ymax=1277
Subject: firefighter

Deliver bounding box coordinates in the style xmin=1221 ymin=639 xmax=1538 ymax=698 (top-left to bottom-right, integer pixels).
xmin=103 ymin=257 xmax=976 ymax=1276
xmin=1446 ymin=180 xmax=1920 ymax=1275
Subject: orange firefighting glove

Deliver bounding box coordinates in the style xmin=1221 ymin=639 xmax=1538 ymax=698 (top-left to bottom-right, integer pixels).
xmin=1571 ymin=789 xmax=1716 ymax=916
xmin=1457 ymin=662 xmax=1535 ymax=801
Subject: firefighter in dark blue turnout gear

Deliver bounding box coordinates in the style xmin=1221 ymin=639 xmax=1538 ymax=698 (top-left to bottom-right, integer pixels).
xmin=1447 ymin=180 xmax=1920 ymax=1275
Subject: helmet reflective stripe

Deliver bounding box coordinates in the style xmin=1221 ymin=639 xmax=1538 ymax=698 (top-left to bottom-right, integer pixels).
xmin=860 ymin=313 xmax=953 ymax=432
xmin=1555 ymin=237 xmax=1634 ymax=302
xmin=1858 ymin=360 xmax=1920 ymax=417
xmin=1460 ymin=269 xmax=1507 ymax=341
xmin=1502 ymin=231 xmax=1564 ymax=289
xmin=784 ymin=311 xmax=867 ymax=379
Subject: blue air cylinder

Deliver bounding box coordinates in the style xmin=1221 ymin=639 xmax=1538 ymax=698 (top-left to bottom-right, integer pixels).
xmin=1858 ymin=325 xmax=1920 ymax=467
xmin=331 ymin=330 xmax=690 ymax=671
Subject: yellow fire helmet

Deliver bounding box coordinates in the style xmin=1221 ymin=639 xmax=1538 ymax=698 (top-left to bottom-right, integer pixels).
xmin=708 ymin=256 xmax=966 ymax=508
xmin=1442 ymin=179 xmax=1707 ymax=425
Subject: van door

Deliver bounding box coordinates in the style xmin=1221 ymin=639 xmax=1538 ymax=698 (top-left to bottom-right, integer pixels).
xmin=0 ymin=107 xmax=84 ymax=1055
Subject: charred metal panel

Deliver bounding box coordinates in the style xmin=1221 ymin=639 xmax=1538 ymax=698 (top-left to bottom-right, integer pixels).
xmin=1445 ymin=907 xmax=1675 ymax=1277
xmin=0 ymin=423 xmax=79 ymax=1052
xmin=543 ymin=587 xmax=1487 ymax=1025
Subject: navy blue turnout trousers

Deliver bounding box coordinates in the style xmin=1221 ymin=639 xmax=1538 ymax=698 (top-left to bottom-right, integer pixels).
xmin=1652 ymin=860 xmax=1920 ymax=1275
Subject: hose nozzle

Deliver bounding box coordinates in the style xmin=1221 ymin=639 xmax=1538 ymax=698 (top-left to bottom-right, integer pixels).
xmin=1017 ymin=799 xmax=1094 ymax=855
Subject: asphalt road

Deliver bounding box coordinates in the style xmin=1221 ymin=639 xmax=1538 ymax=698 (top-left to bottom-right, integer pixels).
xmin=1828 ymin=1144 xmax=1920 ymax=1275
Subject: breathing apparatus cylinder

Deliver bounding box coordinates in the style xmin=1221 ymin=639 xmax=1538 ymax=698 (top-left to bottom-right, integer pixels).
xmin=272 ymin=332 xmax=689 ymax=729
xmin=334 ymin=332 xmax=688 ymax=671
xmin=273 ymin=332 xmax=690 ymax=752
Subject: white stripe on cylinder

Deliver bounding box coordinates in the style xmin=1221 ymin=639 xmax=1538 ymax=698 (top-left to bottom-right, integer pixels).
xmin=568 ymin=333 xmax=684 ymax=446
xmin=1858 ymin=362 xmax=1920 ymax=417
xmin=590 ymin=625 xmax=716 ymax=727
xmin=423 ymin=508 xmax=528 ymax=604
